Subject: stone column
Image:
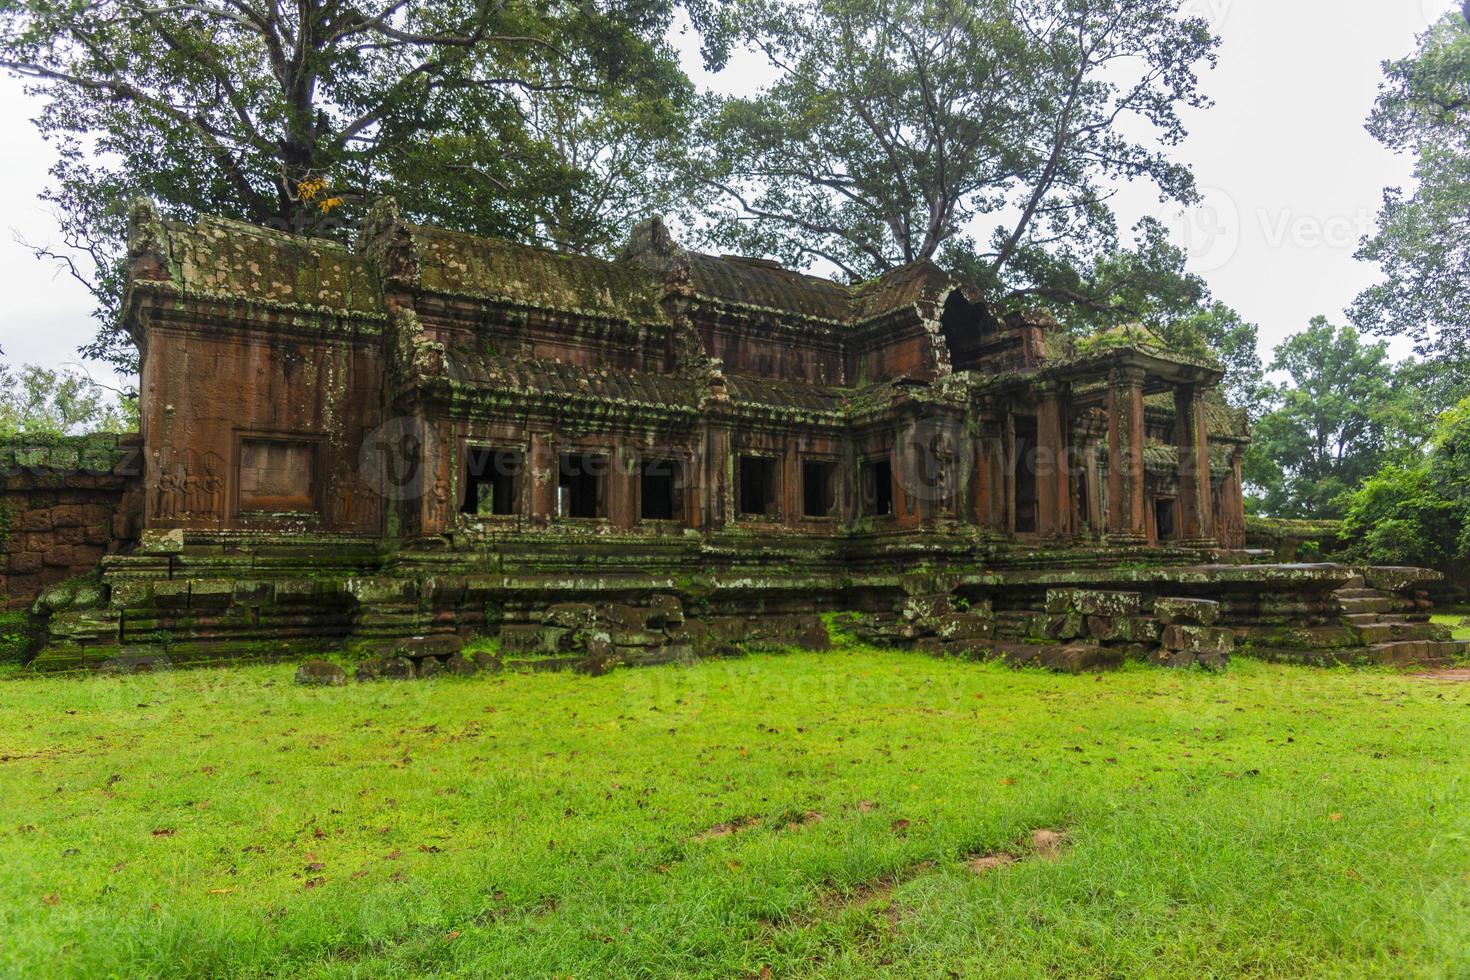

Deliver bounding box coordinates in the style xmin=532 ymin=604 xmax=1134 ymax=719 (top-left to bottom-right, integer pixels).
xmin=1003 ymin=411 xmax=1017 ymax=535
xmin=528 ymin=431 xmax=556 ymax=527
xmin=1105 ymin=368 xmax=1146 ymax=544
xmin=1035 ymin=383 xmax=1068 ymax=537
xmin=1174 ymin=384 xmax=1217 ymax=548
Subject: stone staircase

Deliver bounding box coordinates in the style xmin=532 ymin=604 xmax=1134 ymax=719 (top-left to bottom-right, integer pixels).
xmin=1334 ymin=576 xmax=1465 ymax=667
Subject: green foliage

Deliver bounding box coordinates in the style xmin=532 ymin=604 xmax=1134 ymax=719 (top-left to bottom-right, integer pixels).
xmin=3 ymin=650 xmax=1470 ymax=975
xmin=691 ymin=0 xmax=1218 ymax=308
xmin=1352 ymin=7 xmax=1470 ymax=372
xmin=0 ymin=363 xmax=135 ymax=437
xmin=0 ymin=609 xmax=33 ymax=664
xmin=1244 ymin=318 xmax=1400 ymax=519
xmin=0 ymin=0 xmax=700 ymax=372
xmin=1340 ymin=396 xmax=1470 ymax=576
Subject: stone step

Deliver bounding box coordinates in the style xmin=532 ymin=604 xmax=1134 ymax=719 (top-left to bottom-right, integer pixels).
xmin=1238 ymin=639 xmax=1467 ymax=668
xmin=1335 ymin=587 xmax=1387 ymax=600
xmin=1354 ymin=623 xmax=1450 ymax=644
xmin=1360 ymin=640 xmax=1466 ymax=667
xmin=1338 ymin=597 xmax=1394 ymax=615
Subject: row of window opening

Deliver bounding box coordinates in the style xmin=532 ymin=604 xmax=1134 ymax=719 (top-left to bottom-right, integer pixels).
xmin=460 ymin=449 xmax=896 ymax=521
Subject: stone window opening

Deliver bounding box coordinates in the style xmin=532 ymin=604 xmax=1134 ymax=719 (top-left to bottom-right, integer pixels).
xmin=1155 ymin=497 xmax=1178 ymax=541
xmin=738 ymin=455 xmax=780 ymax=517
xmin=1013 ymin=415 xmax=1039 ymax=534
xmin=558 ymin=452 xmax=608 ymax=519
xmin=461 ymin=447 xmax=521 ymax=516
xmin=859 ymin=457 xmax=894 ymax=517
xmin=640 ymin=457 xmax=683 ymax=522
xmin=801 ymin=459 xmax=838 ymax=519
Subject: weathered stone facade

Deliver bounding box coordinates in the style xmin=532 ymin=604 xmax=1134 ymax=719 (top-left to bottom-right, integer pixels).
xmin=11 ymin=199 xmax=1467 ymax=671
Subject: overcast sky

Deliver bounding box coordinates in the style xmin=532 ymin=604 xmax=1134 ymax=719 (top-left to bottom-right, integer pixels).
xmin=0 ymin=0 xmax=1449 ymax=390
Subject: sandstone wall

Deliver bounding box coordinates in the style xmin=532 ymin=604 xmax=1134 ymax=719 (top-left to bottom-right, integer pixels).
xmin=0 ymin=435 xmax=141 ymax=609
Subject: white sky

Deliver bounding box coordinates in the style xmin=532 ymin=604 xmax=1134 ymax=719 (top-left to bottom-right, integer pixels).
xmin=0 ymin=0 xmax=1448 ymax=390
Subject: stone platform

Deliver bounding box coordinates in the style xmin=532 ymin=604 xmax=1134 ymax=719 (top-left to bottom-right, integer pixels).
xmin=21 ymin=531 xmax=1468 ymax=675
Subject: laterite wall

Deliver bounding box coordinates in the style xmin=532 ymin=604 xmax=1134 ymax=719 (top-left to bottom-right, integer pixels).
xmin=0 ymin=435 xmax=141 ymax=609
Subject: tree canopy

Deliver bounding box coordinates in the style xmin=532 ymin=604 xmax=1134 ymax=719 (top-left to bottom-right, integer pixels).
xmin=1243 ymin=318 xmax=1400 ymax=520
xmin=1352 ymin=4 xmax=1470 ymax=378
xmin=0 ymin=0 xmax=702 ymax=371
xmin=1340 ymin=397 xmax=1470 ymax=579
xmin=689 ymin=0 xmax=1218 ymax=316
xmin=0 ymin=364 xmax=134 ymax=437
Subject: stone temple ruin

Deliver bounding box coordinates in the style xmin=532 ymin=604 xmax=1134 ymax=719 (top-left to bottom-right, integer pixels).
xmin=2 ymin=198 xmax=1465 ymax=673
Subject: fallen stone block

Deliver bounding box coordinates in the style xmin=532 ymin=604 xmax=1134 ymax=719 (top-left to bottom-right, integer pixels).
xmin=1161 ymin=625 xmax=1235 ymax=655
xmin=1046 ymin=589 xmax=1143 ymax=617
xmin=902 ymin=594 xmax=954 ymax=622
xmin=1153 ymin=597 xmax=1221 ymax=626
xmin=544 ymin=603 xmax=597 ymax=629
xmin=647 ymin=594 xmax=685 ymax=627
xmin=295 ymin=660 xmax=347 ymax=686
xmin=1087 ymin=616 xmax=1162 ymax=644
xmin=598 ymin=603 xmax=648 ymax=630
xmin=498 ymin=624 xmax=574 ymax=654
xmin=1046 ymin=613 xmax=1088 ymax=641
xmin=355 ymin=655 xmax=415 ymax=680
xmin=933 ymin=612 xmax=994 ymax=642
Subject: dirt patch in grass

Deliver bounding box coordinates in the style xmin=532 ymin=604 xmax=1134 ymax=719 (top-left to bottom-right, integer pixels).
xmin=690 ymin=816 xmax=763 ymax=842
xmin=780 ymin=860 xmax=938 ymax=930
xmin=966 ymin=828 xmax=1069 ymax=875
xmin=1412 ymin=668 xmax=1470 ymax=682
xmin=778 ymin=810 xmax=822 ymax=832
xmin=692 ymin=810 xmax=823 ymax=842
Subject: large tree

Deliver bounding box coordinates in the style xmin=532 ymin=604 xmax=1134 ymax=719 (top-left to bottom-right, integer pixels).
xmin=689 ymin=0 xmax=1217 ymax=317
xmin=1244 ymin=318 xmax=1400 ymax=520
xmin=0 ymin=0 xmax=699 ymax=372
xmin=1351 ymin=3 xmax=1470 ymax=374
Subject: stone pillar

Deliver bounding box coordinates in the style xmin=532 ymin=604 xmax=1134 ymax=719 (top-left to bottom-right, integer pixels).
xmin=1035 ymin=383 xmax=1068 ymax=537
xmin=1003 ymin=411 xmax=1017 ymax=535
xmin=528 ymin=431 xmax=556 ymax=526
xmin=1105 ymin=368 xmax=1146 ymax=544
xmin=1174 ymin=384 xmax=1217 ymax=548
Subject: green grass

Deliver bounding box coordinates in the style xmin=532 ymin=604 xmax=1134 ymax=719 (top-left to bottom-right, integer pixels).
xmin=3 ymin=648 xmax=1470 ymax=978
xmin=1432 ymin=610 xmax=1470 ymax=641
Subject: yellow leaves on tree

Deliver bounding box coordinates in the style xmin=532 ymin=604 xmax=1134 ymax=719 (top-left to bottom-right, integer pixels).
xmin=292 ymin=176 xmax=344 ymax=214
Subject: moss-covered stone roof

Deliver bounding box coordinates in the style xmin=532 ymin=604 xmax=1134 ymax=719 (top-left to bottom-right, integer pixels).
xmin=407 ymin=225 xmax=668 ymax=323
xmin=686 ymin=253 xmax=852 ymax=322
xmin=1144 ymin=391 xmax=1249 ymax=440
xmin=850 ymin=261 xmax=964 ymax=322
xmin=153 ymin=215 xmax=383 ymax=316
xmin=444 ymin=355 xmax=701 ymax=412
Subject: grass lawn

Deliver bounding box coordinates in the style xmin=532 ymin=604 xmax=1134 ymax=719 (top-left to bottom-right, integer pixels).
xmin=3 ymin=647 xmax=1470 ymax=978
xmin=1432 ymin=611 xmax=1470 ymax=641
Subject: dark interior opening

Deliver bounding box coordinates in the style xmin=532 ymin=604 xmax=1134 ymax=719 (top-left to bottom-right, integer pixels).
xmin=1155 ymin=497 xmax=1177 ymax=541
xmin=801 ymin=460 xmax=837 ymax=518
xmin=461 ymin=447 xmax=521 ymax=516
xmin=738 ymin=456 xmax=779 ymax=517
xmin=558 ymin=452 xmax=607 ymax=519
xmin=640 ymin=457 xmax=682 ymax=521
xmin=939 ymin=290 xmax=999 ymax=372
xmin=860 ymin=457 xmax=894 ymax=517
xmin=1013 ymin=415 xmax=1038 ymax=533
